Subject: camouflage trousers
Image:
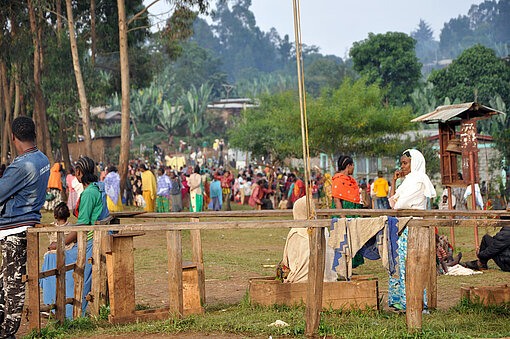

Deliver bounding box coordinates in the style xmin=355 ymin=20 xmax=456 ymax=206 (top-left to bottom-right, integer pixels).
xmin=0 ymin=231 xmax=26 ymax=338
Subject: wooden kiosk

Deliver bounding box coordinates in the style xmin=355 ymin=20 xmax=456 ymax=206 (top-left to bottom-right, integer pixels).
xmin=411 ymin=102 xmax=504 ymax=247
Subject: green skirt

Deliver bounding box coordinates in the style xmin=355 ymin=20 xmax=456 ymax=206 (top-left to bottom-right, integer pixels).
xmin=156 ymin=196 xmax=170 ymax=213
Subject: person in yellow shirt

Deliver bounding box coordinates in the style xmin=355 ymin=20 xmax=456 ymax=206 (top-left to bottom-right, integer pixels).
xmin=372 ymin=171 xmax=390 ymax=209
xmin=140 ymin=164 xmax=157 ymax=212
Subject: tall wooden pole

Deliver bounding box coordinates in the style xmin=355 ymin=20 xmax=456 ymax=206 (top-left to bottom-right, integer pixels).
xmin=447 ymin=186 xmax=455 ymax=247
xmin=470 ymin=152 xmax=479 ymax=249
xmin=292 ymin=0 xmax=323 ymax=336
xmin=117 ymin=0 xmax=131 ymax=194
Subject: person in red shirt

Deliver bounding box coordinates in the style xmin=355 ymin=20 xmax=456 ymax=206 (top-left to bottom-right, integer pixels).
xmin=289 ymin=173 xmax=305 ymax=207
xmin=215 ymin=170 xmax=234 ymax=211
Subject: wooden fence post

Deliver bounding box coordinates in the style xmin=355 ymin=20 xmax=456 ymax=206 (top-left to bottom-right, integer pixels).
xmin=190 ymin=218 xmax=205 ymax=304
xmin=73 ymin=231 xmax=88 ymax=318
xmin=89 ymin=230 xmax=107 ymax=316
xmin=167 ymin=230 xmax=183 ymax=318
xmin=406 ymin=225 xmax=430 ymax=332
xmin=55 ymin=232 xmax=66 ymax=323
xmin=305 ymin=226 xmax=325 ymax=337
xmin=427 ymin=226 xmax=437 ymax=309
xmin=27 ymin=232 xmax=40 ymax=332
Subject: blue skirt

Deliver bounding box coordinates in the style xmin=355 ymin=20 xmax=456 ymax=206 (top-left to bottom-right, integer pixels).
xmin=40 ymin=239 xmax=94 ymax=319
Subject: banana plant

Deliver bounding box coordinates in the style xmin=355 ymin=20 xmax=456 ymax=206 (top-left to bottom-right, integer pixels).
xmin=181 ymin=83 xmax=213 ymax=137
xmin=159 ymin=101 xmax=185 ymax=136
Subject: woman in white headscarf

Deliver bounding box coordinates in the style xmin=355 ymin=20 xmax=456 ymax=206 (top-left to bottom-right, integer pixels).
xmin=387 ymin=149 xmax=436 ymax=311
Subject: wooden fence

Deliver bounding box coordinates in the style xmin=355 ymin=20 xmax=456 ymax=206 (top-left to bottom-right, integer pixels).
xmin=25 ymin=209 xmax=510 ymax=336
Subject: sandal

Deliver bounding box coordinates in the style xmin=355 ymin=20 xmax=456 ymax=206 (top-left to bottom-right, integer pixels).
xmin=464 ymin=259 xmax=488 ymax=270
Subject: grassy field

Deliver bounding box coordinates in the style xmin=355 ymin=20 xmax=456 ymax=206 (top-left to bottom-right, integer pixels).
xmin=26 ymin=207 xmax=510 ymax=338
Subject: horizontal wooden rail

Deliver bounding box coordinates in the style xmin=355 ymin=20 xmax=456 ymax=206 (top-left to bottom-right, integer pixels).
xmin=28 ymin=218 xmax=510 ymax=234
xmin=29 ymin=219 xmax=332 ymax=233
xmin=39 ymin=263 xmax=76 ymax=279
xmin=40 ymin=298 xmax=74 ymax=313
xmin=411 ymin=219 xmax=510 ymax=228
xmin=112 ymin=208 xmax=510 ymax=219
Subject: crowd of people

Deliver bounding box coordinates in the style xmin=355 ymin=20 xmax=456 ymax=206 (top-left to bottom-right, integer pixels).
xmin=1 ymin=117 xmax=510 ymax=338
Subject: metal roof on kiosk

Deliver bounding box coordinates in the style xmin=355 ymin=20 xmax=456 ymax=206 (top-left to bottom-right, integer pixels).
xmin=411 ymin=102 xmax=505 ymax=123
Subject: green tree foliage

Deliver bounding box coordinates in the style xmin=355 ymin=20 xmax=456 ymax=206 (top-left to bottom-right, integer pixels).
xmin=234 ymin=72 xmax=296 ymax=98
xmin=439 ymin=0 xmax=510 ymax=58
xmin=349 ymin=32 xmax=422 ymax=104
xmin=305 ymin=59 xmax=344 ymax=97
xmin=412 ymin=19 xmax=434 ymax=42
xmin=411 ymin=19 xmax=439 ymax=64
xmin=78 ymin=0 xmax=152 ymax=92
xmin=308 ymin=79 xmax=413 ymax=156
xmin=228 ymin=91 xmax=300 ymax=164
xmin=190 ymin=0 xmax=348 ymax=89
xmin=167 ymin=41 xmax=227 ymax=100
xmin=229 ymin=79 xmax=413 ymax=162
xmin=428 ymin=44 xmax=510 ymax=108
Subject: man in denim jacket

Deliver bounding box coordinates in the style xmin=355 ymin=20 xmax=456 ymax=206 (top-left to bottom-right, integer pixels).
xmin=0 ymin=117 xmax=49 ymax=338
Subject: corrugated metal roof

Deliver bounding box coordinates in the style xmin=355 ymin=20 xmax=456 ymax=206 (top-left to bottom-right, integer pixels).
xmin=411 ymin=102 xmax=505 ymax=123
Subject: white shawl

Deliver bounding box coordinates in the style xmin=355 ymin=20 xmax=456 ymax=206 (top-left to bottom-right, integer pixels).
xmin=393 ymin=149 xmax=436 ymax=210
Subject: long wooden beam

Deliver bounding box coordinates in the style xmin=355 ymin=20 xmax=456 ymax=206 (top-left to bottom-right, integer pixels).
xmin=29 ymin=218 xmax=510 ymax=234
xmin=115 ymin=209 xmax=510 ymax=219
xmin=29 ymin=219 xmax=333 ymax=233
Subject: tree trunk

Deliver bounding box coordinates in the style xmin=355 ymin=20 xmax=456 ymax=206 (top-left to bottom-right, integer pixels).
xmin=10 ymin=68 xmax=20 ymax=159
xmin=117 ymin=0 xmax=131 ymax=194
xmin=7 ymin=73 xmax=15 ymax=158
xmin=13 ymin=73 xmax=20 ymax=120
xmin=56 ymin=0 xmax=71 ymax=170
xmin=0 ymin=61 xmax=11 ymax=164
xmin=90 ymin=0 xmax=96 ymax=66
xmin=28 ymin=0 xmax=54 ymax=163
xmin=56 ymin=0 xmax=62 ymax=39
xmin=65 ymin=0 xmax=93 ymax=158
xmin=59 ymin=116 xmax=72 ymax=175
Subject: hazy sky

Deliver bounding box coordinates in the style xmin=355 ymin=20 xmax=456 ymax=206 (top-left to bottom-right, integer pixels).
xmin=146 ymin=0 xmax=483 ymax=57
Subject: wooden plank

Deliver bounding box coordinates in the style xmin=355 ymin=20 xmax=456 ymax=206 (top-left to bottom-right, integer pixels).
xmin=406 ymin=226 xmax=430 ymax=332
xmin=39 ymin=263 xmax=76 ymax=279
xmin=27 ymin=232 xmax=40 ymax=332
xmin=89 ymin=230 xmax=104 ymax=316
xmin=182 ymin=266 xmax=203 ymax=314
xmin=460 ymin=286 xmax=470 ymax=300
xmin=249 ymin=278 xmax=378 ymax=309
xmin=190 ymin=218 xmax=205 ymax=304
xmin=106 ymin=235 xmax=136 ymax=319
xmin=28 ymin=217 xmax=510 ymax=234
xmin=167 ymin=230 xmax=183 ymax=318
xmin=40 ymin=298 xmax=74 ymax=312
xmin=125 ymin=208 xmax=510 ymax=219
xmin=26 ymin=219 xmax=333 ymax=233
xmin=409 ymin=219 xmax=510 ymax=228
xmin=110 ymin=308 xmax=171 ymax=324
xmin=99 ymin=232 xmax=109 ymax=307
xmin=464 ymin=285 xmax=510 ymax=305
xmin=73 ymin=231 xmax=87 ymax=319
xmin=305 ymin=227 xmax=325 ymax=337
xmin=55 ymin=232 xmax=66 ymax=323
xmin=427 ymin=226 xmax=437 ymax=309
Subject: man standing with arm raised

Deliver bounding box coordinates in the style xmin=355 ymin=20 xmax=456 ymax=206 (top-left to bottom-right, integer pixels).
xmin=0 ymin=117 xmax=50 ymax=338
